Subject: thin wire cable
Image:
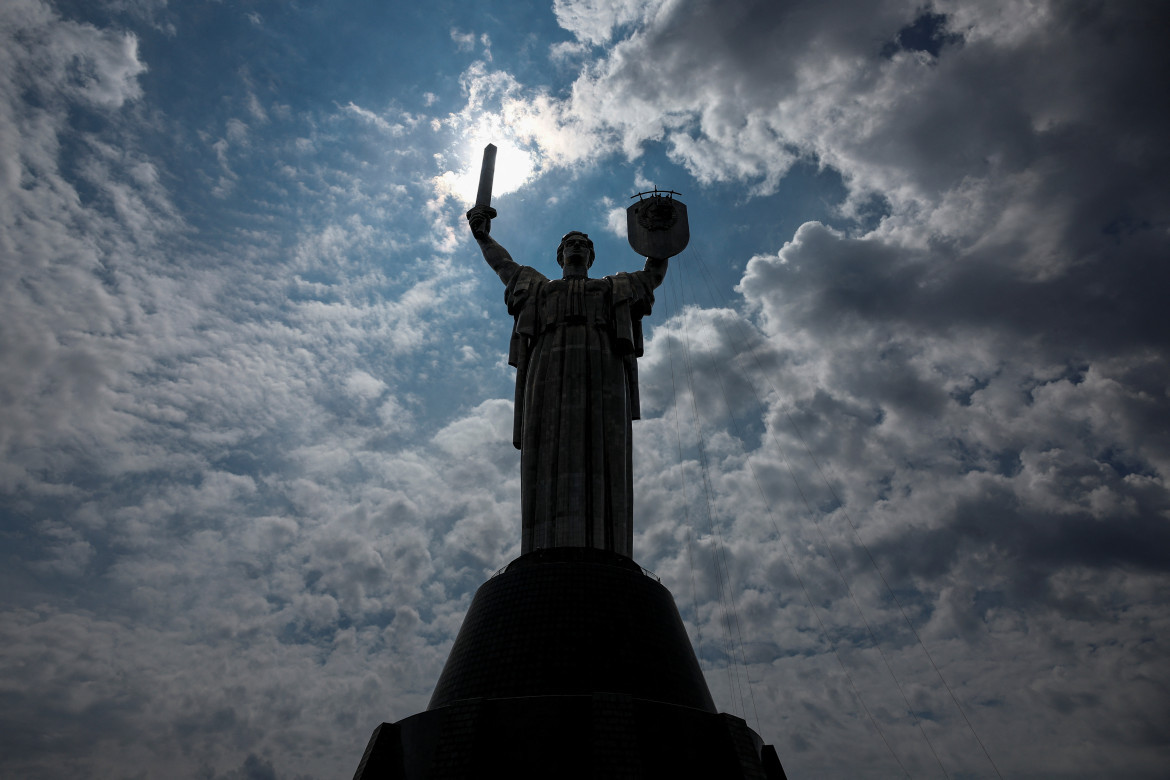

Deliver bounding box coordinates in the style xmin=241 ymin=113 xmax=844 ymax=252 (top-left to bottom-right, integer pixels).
xmin=690 ymin=245 xmax=1003 ymax=777
xmin=662 ymin=268 xmax=706 ymax=668
xmin=762 ymin=361 xmax=1005 ymax=780
xmin=668 ymin=254 xmax=912 ymax=777
xmin=687 ymin=248 xmax=951 ymax=779
xmin=674 ymin=259 xmax=763 ymax=734
xmin=669 ymin=266 xmax=747 ymax=718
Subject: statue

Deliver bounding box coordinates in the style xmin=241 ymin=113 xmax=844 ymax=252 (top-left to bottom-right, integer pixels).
xmin=467 ymin=203 xmax=666 ymax=558
xmin=466 ymin=146 xmax=687 ymax=559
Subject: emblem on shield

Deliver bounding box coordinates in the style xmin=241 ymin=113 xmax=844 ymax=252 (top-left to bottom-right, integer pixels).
xmin=627 ymin=191 xmax=690 ymax=259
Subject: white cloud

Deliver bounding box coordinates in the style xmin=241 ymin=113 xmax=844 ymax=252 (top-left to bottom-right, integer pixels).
xmin=450 ymin=28 xmax=476 ymax=52
xmin=549 ymin=39 xmax=589 ymax=63
xmin=345 ymin=370 xmax=387 ymax=400
xmin=552 ymin=0 xmax=667 ymax=46
xmin=605 ymin=205 xmax=625 ymax=235
xmin=3 ymin=1 xmax=1168 ymax=777
xmin=432 ymin=398 xmax=513 ymax=456
xmin=342 ymin=101 xmax=408 ymax=136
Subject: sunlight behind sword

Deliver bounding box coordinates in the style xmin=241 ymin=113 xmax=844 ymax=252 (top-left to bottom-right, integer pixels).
xmin=476 ymin=143 xmax=497 ymax=208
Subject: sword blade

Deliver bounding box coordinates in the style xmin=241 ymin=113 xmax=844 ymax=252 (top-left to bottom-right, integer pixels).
xmin=475 ymin=143 xmax=497 ymax=207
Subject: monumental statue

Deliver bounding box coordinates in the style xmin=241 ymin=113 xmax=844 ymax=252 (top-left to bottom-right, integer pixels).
xmin=465 ymin=146 xmax=688 ymax=559
xmin=351 ymin=147 xmax=785 ymax=780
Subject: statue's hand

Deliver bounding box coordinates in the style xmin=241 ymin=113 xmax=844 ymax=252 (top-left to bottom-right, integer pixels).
xmin=466 ymin=205 xmax=497 ymax=240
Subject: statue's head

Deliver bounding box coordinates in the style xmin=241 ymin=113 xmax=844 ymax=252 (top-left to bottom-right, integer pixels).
xmin=557 ymin=231 xmax=595 ymax=269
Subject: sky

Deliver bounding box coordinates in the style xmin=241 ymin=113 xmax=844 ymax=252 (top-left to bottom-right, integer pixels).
xmin=1 ymin=0 xmax=1168 ymax=777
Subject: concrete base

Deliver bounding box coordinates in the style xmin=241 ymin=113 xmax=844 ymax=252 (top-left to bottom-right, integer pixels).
xmin=355 ymin=548 xmax=787 ymax=779
xmin=429 ymin=547 xmax=716 ymax=712
xmin=354 ymin=694 xmax=787 ymax=779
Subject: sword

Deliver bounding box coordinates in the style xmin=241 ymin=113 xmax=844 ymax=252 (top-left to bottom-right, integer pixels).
xmin=470 ymin=143 xmax=497 ymax=240
xmin=476 ymin=143 xmax=497 ymax=209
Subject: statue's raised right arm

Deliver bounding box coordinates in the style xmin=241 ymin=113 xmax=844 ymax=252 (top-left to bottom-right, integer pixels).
xmin=467 ymin=204 xmax=520 ymax=286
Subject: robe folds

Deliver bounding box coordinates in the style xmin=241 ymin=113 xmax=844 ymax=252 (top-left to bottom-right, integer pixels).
xmin=505 ymin=266 xmax=657 ymax=558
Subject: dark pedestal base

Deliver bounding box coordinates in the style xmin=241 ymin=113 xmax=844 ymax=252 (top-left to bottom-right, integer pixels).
xmin=354 ymin=693 xmax=787 ymax=780
xmin=429 ymin=547 xmax=717 ymax=712
xmin=355 ymin=548 xmax=787 ymax=779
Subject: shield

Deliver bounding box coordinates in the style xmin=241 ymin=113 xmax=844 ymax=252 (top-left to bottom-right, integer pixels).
xmin=627 ymin=193 xmax=689 ymax=259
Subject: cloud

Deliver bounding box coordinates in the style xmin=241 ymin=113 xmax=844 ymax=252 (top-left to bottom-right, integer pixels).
xmin=3 ymin=0 xmax=1169 ymax=777
xmin=552 ymin=0 xmax=667 ymax=46
xmin=341 ymin=101 xmax=411 ymax=136
xmin=1 ymin=1 xmax=148 ymax=109
xmin=0 ymin=3 xmax=522 ymax=770
xmin=455 ymin=0 xmax=1168 ymax=270
xmin=345 ymin=370 xmax=387 ymax=401
xmin=593 ymin=1 xmax=1170 ymax=754
xmin=450 ymin=28 xmax=477 ymax=52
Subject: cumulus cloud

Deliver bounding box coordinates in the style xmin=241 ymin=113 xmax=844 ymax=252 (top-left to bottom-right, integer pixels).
xmin=4 ymin=0 xmax=1169 ymax=777
xmin=552 ymin=0 xmax=667 ymax=46
xmin=452 ymin=0 xmax=1168 ymax=261
xmin=0 ymin=2 xmax=519 ymax=774
xmin=522 ymin=3 xmax=1170 ymax=771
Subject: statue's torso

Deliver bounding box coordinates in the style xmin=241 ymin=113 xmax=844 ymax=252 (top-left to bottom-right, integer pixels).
xmin=533 ymin=277 xmax=614 ymax=333
xmin=509 ymin=273 xmax=636 ymax=555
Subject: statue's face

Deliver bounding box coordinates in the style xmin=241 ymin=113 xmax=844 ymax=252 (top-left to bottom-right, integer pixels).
xmin=558 ymin=232 xmax=595 ymax=275
xmin=562 ymin=236 xmax=590 ymax=262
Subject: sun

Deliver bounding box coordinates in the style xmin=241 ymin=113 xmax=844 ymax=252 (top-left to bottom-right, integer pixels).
xmin=439 ymin=118 xmax=538 ymax=207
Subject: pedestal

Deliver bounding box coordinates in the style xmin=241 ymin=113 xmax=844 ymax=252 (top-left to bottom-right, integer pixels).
xmin=354 ymin=547 xmax=787 ymax=779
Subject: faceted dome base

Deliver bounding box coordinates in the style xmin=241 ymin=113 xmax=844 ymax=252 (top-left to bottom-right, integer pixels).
xmin=428 ymin=547 xmax=715 ymax=712
xmin=354 ymin=547 xmax=788 ymax=779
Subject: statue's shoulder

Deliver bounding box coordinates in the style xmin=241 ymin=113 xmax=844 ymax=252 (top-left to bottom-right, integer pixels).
xmin=610 ymin=267 xmax=654 ymax=281
xmin=510 ymin=265 xmax=549 ymax=288
xmin=525 ymin=264 xmax=550 ymax=279
xmin=607 ymin=269 xmax=648 ymax=298
xmin=506 ymin=265 xmax=548 ymax=311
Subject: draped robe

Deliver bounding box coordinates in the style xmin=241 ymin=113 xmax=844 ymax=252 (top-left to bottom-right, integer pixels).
xmin=505 ymin=266 xmax=658 ymax=557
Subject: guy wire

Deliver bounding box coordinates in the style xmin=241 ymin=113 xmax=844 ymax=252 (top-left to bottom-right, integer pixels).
xmin=690 ymin=243 xmax=1002 ymax=778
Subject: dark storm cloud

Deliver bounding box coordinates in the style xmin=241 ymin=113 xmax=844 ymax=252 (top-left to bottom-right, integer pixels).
xmin=4 ymin=0 xmax=1170 ymax=777
xmin=744 ymin=219 xmax=1170 ymax=360
xmin=529 ymin=3 xmax=1170 ymax=773
xmin=550 ymin=0 xmax=1170 ymax=271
